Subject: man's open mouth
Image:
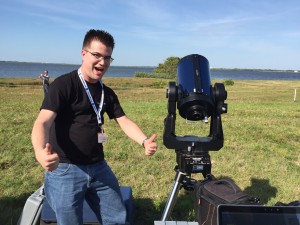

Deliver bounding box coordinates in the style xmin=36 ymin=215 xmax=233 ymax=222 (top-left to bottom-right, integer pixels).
xmin=95 ymin=67 xmax=104 ymax=72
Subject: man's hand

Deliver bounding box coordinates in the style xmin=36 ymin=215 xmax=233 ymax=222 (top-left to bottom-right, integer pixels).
xmin=39 ymin=143 xmax=59 ymax=171
xmin=144 ymin=134 xmax=157 ymax=156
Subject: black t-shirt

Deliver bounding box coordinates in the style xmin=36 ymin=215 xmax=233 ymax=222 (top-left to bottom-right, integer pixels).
xmin=41 ymin=70 xmax=125 ymax=164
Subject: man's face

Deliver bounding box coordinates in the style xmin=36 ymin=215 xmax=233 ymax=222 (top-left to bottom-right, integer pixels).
xmin=81 ymin=40 xmax=113 ymax=83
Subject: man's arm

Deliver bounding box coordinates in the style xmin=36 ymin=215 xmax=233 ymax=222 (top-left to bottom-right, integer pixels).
xmin=115 ymin=115 xmax=157 ymax=156
xmin=31 ymin=109 xmax=59 ymax=171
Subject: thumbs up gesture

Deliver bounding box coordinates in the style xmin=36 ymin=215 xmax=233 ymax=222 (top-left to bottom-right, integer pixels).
xmin=42 ymin=143 xmax=59 ymax=171
xmin=144 ymin=134 xmax=158 ymax=156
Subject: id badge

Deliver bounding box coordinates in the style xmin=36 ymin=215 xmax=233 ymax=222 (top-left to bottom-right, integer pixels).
xmin=98 ymin=132 xmax=107 ymax=143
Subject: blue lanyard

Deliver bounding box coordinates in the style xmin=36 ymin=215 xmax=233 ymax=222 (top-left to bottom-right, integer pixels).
xmin=78 ymin=68 xmax=104 ymax=126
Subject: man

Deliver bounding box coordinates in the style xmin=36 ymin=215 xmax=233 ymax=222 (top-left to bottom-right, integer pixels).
xmin=39 ymin=70 xmax=49 ymax=94
xmin=31 ymin=29 xmax=157 ymax=225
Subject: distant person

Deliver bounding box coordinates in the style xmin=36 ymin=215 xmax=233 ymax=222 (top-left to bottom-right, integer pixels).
xmin=31 ymin=29 xmax=158 ymax=225
xmin=39 ymin=70 xmax=49 ymax=94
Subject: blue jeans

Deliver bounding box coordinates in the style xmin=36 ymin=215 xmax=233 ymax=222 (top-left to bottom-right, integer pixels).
xmin=44 ymin=161 xmax=127 ymax=225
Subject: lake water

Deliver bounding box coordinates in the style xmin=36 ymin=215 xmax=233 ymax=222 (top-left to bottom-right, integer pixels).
xmin=0 ymin=61 xmax=299 ymax=80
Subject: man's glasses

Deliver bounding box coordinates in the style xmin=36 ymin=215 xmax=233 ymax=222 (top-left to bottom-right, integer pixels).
xmin=85 ymin=50 xmax=114 ymax=63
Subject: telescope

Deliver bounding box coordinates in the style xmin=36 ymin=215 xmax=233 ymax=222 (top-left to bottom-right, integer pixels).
xmin=161 ymin=54 xmax=227 ymax=221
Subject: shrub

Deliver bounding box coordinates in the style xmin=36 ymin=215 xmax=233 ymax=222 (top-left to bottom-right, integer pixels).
xmin=135 ymin=72 xmax=150 ymax=78
xmin=135 ymin=72 xmax=174 ymax=79
xmin=224 ymin=79 xmax=234 ymax=86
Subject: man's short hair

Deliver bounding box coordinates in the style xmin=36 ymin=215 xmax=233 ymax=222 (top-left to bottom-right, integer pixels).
xmin=82 ymin=29 xmax=115 ymax=50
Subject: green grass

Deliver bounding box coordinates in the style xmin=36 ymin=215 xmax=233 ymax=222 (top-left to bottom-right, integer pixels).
xmin=0 ymin=78 xmax=299 ymax=224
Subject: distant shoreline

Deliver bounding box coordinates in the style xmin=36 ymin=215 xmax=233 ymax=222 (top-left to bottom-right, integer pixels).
xmin=0 ymin=60 xmax=298 ymax=72
xmin=210 ymin=68 xmax=299 ymax=73
xmin=0 ymin=61 xmax=155 ymax=69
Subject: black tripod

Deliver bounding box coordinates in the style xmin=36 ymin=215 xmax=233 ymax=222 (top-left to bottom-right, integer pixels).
xmin=161 ymin=151 xmax=211 ymax=221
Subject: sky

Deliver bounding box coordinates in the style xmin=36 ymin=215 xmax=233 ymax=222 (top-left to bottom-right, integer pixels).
xmin=1 ymin=0 xmax=300 ymax=70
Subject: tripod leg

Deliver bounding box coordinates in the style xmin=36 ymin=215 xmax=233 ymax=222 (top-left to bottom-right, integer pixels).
xmin=161 ymin=171 xmax=187 ymax=221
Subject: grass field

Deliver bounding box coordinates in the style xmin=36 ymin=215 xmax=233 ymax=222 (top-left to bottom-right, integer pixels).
xmin=0 ymin=78 xmax=299 ymax=225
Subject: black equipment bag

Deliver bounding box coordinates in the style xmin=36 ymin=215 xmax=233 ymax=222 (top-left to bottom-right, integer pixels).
xmin=194 ymin=175 xmax=260 ymax=225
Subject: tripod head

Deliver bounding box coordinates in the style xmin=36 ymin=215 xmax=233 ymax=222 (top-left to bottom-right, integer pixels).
xmin=163 ymin=54 xmax=227 ymax=177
